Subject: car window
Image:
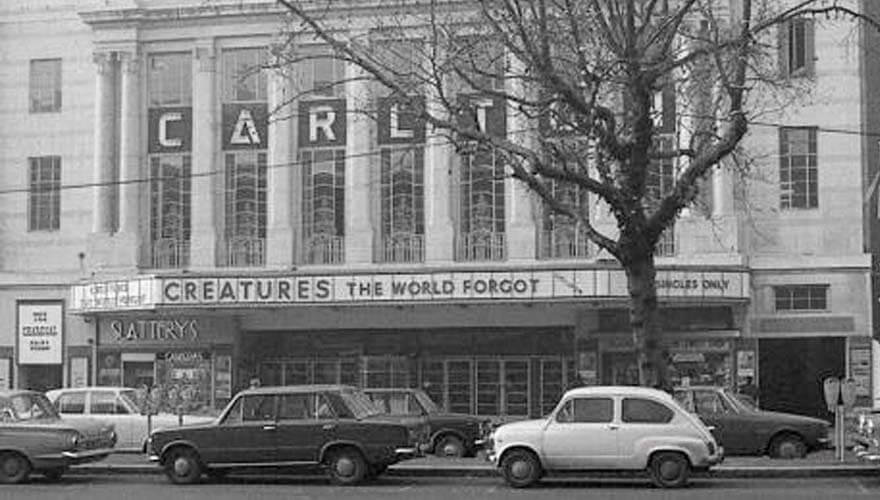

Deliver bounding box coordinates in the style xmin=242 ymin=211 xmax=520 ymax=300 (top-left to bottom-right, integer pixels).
xmin=324 ymin=392 xmax=355 ymax=419
xmin=57 ymin=393 xmax=86 ymax=414
xmin=278 ymin=393 xmax=313 ymax=420
xmin=556 ymin=397 xmax=613 ymax=423
xmin=90 ymin=391 xmax=129 ymax=415
xmin=694 ymin=391 xmax=729 ymax=415
xmin=242 ymin=395 xmax=276 ymax=421
xmin=367 ymin=392 xmax=413 ymax=415
xmin=622 ymin=398 xmax=674 ymax=424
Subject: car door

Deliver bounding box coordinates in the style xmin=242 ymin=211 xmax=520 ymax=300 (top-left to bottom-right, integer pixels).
xmin=274 ymin=392 xmax=329 ymax=463
xmin=616 ymin=397 xmax=678 ymax=468
xmin=201 ymin=393 xmax=281 ymax=464
xmin=89 ymin=390 xmax=139 ymax=449
xmin=541 ymin=396 xmax=618 ymax=469
xmin=692 ymin=389 xmax=754 ymax=454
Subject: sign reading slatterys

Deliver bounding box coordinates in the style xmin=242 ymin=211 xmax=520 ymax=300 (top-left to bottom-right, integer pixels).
xmin=70 ymin=269 xmax=749 ymax=312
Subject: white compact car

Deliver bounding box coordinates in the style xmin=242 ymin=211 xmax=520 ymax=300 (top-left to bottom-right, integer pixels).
xmin=46 ymin=387 xmax=216 ymax=451
xmin=487 ymin=386 xmax=723 ymax=488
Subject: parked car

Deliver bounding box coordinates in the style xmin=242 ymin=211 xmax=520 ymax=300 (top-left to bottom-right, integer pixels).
xmin=146 ymin=384 xmax=428 ymax=485
xmin=853 ymin=410 xmax=880 ymax=463
xmin=363 ymin=388 xmax=489 ymax=457
xmin=0 ymin=390 xmax=116 ymax=483
xmin=487 ymin=386 xmax=722 ymax=488
xmin=46 ymin=386 xmax=216 ymax=451
xmin=673 ymin=386 xmax=831 ymax=458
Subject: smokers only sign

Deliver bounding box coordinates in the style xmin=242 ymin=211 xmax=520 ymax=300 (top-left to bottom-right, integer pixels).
xmin=71 ymin=269 xmax=749 ymax=312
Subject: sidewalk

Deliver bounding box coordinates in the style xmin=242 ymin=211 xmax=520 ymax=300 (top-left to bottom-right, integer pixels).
xmin=70 ymin=449 xmax=880 ymax=479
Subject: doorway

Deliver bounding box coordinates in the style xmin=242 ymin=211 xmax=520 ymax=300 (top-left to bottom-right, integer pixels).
xmin=18 ymin=365 xmax=62 ymax=392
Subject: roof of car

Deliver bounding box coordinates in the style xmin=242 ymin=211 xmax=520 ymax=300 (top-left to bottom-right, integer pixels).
xmin=239 ymin=384 xmax=358 ymax=396
xmin=46 ymin=386 xmax=133 ymax=395
xmin=563 ymin=386 xmax=675 ymax=399
xmin=362 ymin=388 xmax=416 ymax=393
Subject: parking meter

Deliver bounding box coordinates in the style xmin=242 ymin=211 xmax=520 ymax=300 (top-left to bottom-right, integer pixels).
xmin=841 ymin=378 xmax=858 ymax=409
xmin=823 ymin=378 xmax=841 ymax=412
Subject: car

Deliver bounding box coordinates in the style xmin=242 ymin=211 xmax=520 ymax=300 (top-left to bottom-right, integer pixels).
xmin=487 ymin=385 xmax=722 ymax=488
xmin=46 ymin=386 xmax=216 ymax=451
xmin=673 ymin=386 xmax=831 ymax=458
xmin=0 ymin=390 xmax=117 ymax=483
xmin=146 ymin=384 xmax=429 ymax=485
xmin=363 ymin=388 xmax=489 ymax=457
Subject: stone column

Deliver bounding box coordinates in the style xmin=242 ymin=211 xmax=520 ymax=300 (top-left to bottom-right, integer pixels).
xmin=424 ymin=73 xmax=455 ymax=262
xmin=344 ymin=60 xmax=374 ymax=264
xmin=266 ymin=60 xmax=295 ymax=268
xmin=117 ymin=51 xmax=142 ymax=262
xmin=712 ymin=164 xmax=734 ymax=218
xmin=91 ymin=51 xmax=116 ymax=234
xmin=505 ymin=54 xmax=537 ymax=260
xmin=189 ymin=41 xmax=218 ymax=268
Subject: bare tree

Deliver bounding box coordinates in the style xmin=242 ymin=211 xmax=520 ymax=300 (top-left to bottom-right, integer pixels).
xmin=274 ymin=0 xmax=873 ymax=387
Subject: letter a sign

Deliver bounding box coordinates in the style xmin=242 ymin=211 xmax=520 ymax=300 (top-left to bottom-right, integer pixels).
xmin=222 ymin=103 xmax=269 ymax=150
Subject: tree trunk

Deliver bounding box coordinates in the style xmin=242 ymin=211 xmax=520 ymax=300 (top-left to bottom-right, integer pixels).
xmin=624 ymin=253 xmax=665 ymax=389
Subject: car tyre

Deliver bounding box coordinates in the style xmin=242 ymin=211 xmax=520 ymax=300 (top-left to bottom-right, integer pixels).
xmin=164 ymin=447 xmax=202 ymax=485
xmin=500 ymin=449 xmax=541 ymax=488
xmin=769 ymin=433 xmax=807 ymax=459
xmin=435 ymin=434 xmax=465 ymax=458
xmin=326 ymin=448 xmax=367 ymax=486
xmin=0 ymin=452 xmax=30 ymax=484
xmin=649 ymin=451 xmax=690 ymax=488
xmin=42 ymin=467 xmax=66 ymax=482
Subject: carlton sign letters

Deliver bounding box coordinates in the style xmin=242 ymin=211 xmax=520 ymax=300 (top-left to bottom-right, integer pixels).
xmin=70 ymin=269 xmax=748 ymax=312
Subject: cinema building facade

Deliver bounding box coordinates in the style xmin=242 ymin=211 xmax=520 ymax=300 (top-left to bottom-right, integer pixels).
xmin=1 ymin=1 xmax=877 ymax=420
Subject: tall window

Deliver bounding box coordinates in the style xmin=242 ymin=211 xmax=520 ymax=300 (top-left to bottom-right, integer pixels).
xmin=779 ymin=127 xmax=818 ymax=209
xmin=648 ymin=136 xmax=676 ymax=256
xmin=780 ymin=17 xmax=815 ymax=78
xmin=29 ymin=59 xmax=61 ymax=113
xmin=458 ymin=148 xmax=505 ymax=261
xmin=222 ymin=48 xmax=268 ymax=267
xmin=541 ymin=181 xmax=589 ymax=259
xmin=28 ymin=156 xmax=60 ymax=231
xmin=300 ymin=54 xmax=344 ymax=97
xmin=774 ymin=285 xmax=828 ymax=311
xmin=380 ymin=148 xmax=424 ymax=262
xmin=302 ymin=150 xmax=345 ymax=264
xmin=148 ymin=52 xmax=192 ymax=268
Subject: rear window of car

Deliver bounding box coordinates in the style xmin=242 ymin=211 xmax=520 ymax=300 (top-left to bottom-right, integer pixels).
xmin=57 ymin=392 xmax=85 ymax=414
xmin=557 ymin=397 xmax=613 ymax=423
xmin=90 ymin=391 xmax=130 ymax=415
xmin=622 ymin=398 xmax=674 ymax=424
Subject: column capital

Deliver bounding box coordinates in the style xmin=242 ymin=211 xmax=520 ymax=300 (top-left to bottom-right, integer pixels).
xmin=119 ymin=51 xmax=141 ymax=75
xmin=92 ymin=51 xmax=116 ymax=75
xmin=194 ymin=43 xmax=216 ymax=73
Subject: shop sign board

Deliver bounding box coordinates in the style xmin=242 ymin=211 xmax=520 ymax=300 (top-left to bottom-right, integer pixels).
xmin=70 ymin=277 xmax=158 ymax=312
xmin=71 ymin=268 xmax=749 ymax=311
xmin=222 ymin=103 xmax=268 ymax=150
xmin=17 ymin=301 xmax=63 ymax=365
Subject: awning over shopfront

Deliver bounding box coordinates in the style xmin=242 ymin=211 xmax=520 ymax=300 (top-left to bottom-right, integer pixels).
xmin=69 ymin=267 xmax=750 ymax=313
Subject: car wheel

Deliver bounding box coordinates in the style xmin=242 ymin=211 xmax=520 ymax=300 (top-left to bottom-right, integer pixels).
xmin=649 ymin=451 xmax=690 ymax=488
xmin=42 ymin=467 xmax=66 ymax=481
xmin=0 ymin=452 xmax=30 ymax=484
xmin=164 ymin=447 xmax=202 ymax=485
xmin=435 ymin=434 xmax=465 ymax=458
xmin=326 ymin=448 xmax=367 ymax=486
xmin=500 ymin=449 xmax=541 ymax=488
xmin=770 ymin=433 xmax=807 ymax=459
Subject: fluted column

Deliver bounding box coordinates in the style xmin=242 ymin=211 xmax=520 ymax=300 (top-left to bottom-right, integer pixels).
xmin=344 ymin=60 xmax=374 ymax=264
xmin=92 ymin=51 xmax=116 ymax=234
xmin=118 ymin=52 xmax=142 ymax=239
xmin=266 ymin=60 xmax=296 ymax=267
xmin=189 ymin=41 xmax=218 ymax=268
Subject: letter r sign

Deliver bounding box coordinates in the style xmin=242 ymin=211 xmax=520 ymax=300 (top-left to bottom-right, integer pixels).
xmin=298 ymin=99 xmax=346 ymax=147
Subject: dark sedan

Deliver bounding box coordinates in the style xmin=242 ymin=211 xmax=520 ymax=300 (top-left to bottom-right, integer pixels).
xmin=674 ymin=386 xmax=831 ymax=458
xmin=147 ymin=385 xmax=427 ymax=485
xmin=0 ymin=390 xmax=116 ymax=483
xmin=364 ymin=388 xmax=488 ymax=457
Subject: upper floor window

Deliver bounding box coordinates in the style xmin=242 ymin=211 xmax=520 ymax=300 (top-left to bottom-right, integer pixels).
xmin=774 ymin=285 xmax=828 ymax=311
xmin=297 ymin=52 xmax=345 ymax=98
xmin=379 ymin=147 xmax=425 ymax=263
xmin=779 ymin=127 xmax=818 ymax=210
xmin=148 ymin=53 xmax=192 ymax=107
xmin=29 ymin=59 xmax=61 ymax=113
xmin=458 ymin=147 xmax=506 ymax=261
xmin=780 ymin=17 xmax=815 ymax=78
xmin=541 ymin=180 xmax=590 ymax=259
xmin=222 ymin=47 xmax=268 ymax=102
xmin=28 ymin=156 xmax=60 ymax=231
xmin=648 ymin=136 xmax=676 ymax=256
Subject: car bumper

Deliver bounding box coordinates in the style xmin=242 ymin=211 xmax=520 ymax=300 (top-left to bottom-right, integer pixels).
xmin=35 ymin=448 xmax=115 ymax=466
xmin=394 ymin=447 xmax=420 ymax=460
xmin=816 ymin=437 xmax=832 ymax=449
xmin=853 ymin=436 xmax=880 ymax=463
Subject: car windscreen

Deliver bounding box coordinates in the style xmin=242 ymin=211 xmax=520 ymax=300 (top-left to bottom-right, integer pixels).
xmin=726 ymin=389 xmax=758 ymax=412
xmin=414 ymin=390 xmax=439 ymax=414
xmin=120 ymin=390 xmax=142 ymax=414
xmin=8 ymin=393 xmax=59 ymax=421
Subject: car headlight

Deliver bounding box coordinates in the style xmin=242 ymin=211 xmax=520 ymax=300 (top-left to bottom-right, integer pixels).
xmin=109 ymin=429 xmax=117 ymax=445
xmin=68 ymin=433 xmax=81 ymax=449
